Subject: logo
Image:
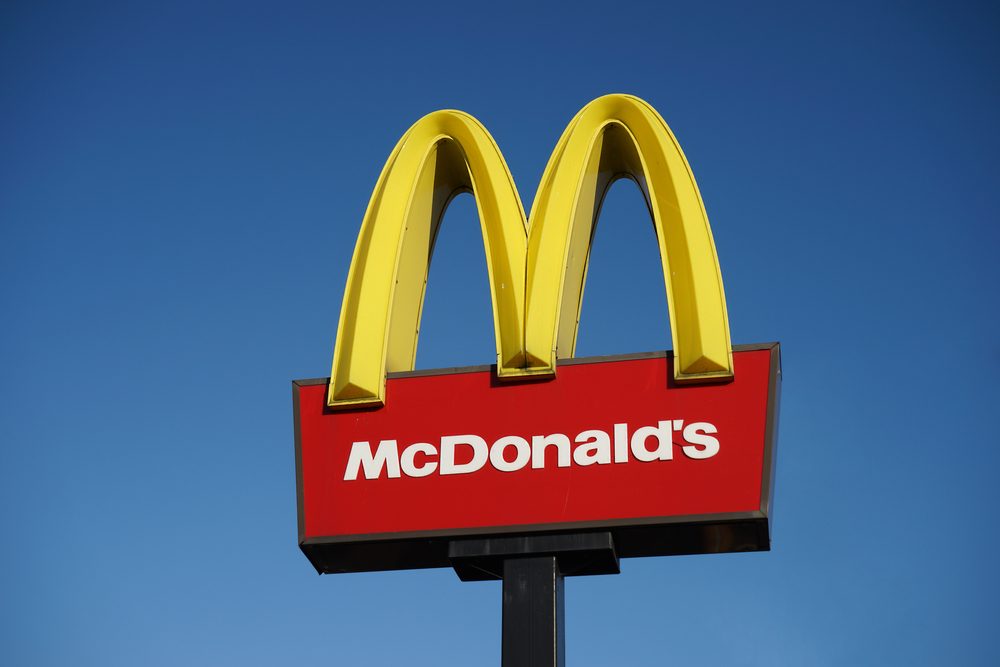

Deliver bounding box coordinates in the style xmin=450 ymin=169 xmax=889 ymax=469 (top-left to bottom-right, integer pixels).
xmin=329 ymin=94 xmax=733 ymax=408
xmin=293 ymin=95 xmax=780 ymax=577
xmin=342 ymin=418 xmax=722 ymax=481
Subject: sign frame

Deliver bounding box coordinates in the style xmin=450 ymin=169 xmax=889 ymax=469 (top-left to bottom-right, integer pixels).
xmin=293 ymin=342 xmax=780 ymax=576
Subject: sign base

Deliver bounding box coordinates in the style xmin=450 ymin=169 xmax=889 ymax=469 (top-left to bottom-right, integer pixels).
xmin=448 ymin=531 xmax=619 ymax=581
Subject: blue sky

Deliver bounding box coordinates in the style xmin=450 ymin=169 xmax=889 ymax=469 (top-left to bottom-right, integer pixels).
xmin=2 ymin=1 xmax=998 ymax=665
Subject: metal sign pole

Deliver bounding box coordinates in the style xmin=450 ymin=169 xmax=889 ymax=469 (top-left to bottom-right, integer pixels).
xmin=502 ymin=556 xmax=564 ymax=667
xmin=448 ymin=533 xmax=619 ymax=666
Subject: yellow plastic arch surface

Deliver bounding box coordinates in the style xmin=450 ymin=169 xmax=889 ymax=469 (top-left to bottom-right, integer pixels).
xmin=328 ymin=94 xmax=732 ymax=408
xmin=524 ymin=94 xmax=733 ymax=381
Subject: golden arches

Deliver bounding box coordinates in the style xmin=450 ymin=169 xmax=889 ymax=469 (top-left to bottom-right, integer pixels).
xmin=328 ymin=95 xmax=732 ymax=408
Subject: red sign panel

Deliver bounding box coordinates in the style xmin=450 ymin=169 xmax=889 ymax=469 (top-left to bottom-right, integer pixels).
xmin=294 ymin=344 xmax=780 ymax=574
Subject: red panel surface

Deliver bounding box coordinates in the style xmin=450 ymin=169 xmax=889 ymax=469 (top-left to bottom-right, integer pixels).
xmin=297 ymin=348 xmax=774 ymax=541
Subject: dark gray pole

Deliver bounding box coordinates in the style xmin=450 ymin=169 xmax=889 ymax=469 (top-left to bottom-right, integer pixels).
xmin=501 ymin=556 xmax=564 ymax=667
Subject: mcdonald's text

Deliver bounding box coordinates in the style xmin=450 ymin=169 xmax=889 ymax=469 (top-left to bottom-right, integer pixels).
xmin=343 ymin=420 xmax=720 ymax=481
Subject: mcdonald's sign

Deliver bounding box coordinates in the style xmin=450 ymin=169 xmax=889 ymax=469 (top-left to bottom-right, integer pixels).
xmin=293 ymin=95 xmax=780 ymax=576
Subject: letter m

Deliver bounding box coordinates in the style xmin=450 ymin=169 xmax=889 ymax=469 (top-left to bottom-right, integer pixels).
xmin=344 ymin=440 xmax=401 ymax=481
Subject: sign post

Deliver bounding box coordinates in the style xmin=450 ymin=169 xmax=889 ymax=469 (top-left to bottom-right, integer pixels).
xmin=292 ymin=94 xmax=781 ymax=663
xmin=448 ymin=532 xmax=619 ymax=666
xmin=502 ymin=556 xmax=564 ymax=667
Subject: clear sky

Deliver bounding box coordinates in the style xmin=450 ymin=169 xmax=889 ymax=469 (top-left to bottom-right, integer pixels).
xmin=2 ymin=1 xmax=998 ymax=665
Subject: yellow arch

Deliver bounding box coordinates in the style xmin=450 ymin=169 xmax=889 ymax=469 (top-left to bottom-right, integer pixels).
xmin=327 ymin=110 xmax=528 ymax=407
xmin=524 ymin=94 xmax=733 ymax=382
xmin=328 ymin=95 xmax=733 ymax=408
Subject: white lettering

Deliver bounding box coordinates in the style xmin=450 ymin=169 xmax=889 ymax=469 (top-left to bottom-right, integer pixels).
xmin=630 ymin=421 xmax=673 ymax=462
xmin=613 ymin=423 xmax=629 ymax=463
xmin=400 ymin=442 xmax=438 ymax=477
xmin=341 ymin=420 xmax=719 ymax=479
xmin=344 ymin=440 xmax=401 ymax=481
xmin=682 ymin=422 xmax=720 ymax=459
xmin=440 ymin=435 xmax=488 ymax=475
xmin=532 ymin=433 xmax=572 ymax=469
xmin=490 ymin=435 xmax=531 ymax=472
xmin=573 ymin=429 xmax=611 ymax=466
